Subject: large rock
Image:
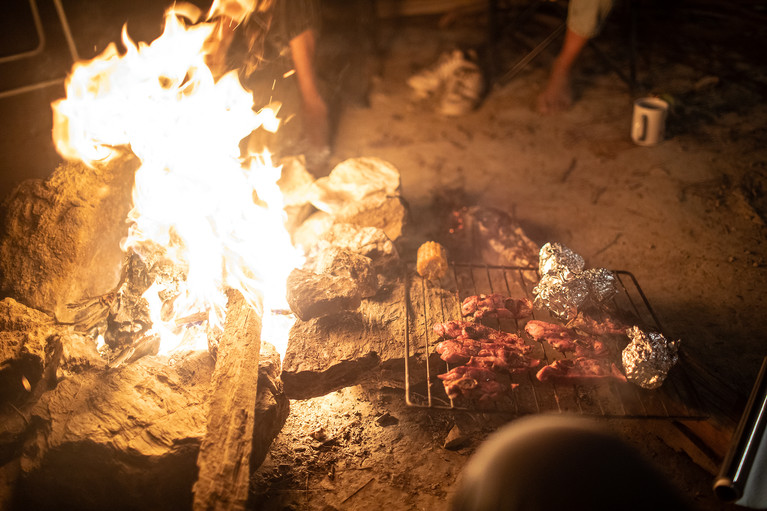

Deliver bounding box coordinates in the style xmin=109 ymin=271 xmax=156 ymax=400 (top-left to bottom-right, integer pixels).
xmin=0 ymin=298 xmax=60 ymax=405
xmin=307 ymin=157 xmax=401 ymax=214
xmin=286 ymin=247 xmax=380 ymax=321
xmin=281 ymin=277 xmax=457 ymax=399
xmin=0 ymin=159 xmax=136 ymax=318
xmin=4 ymin=320 xmax=288 ymax=511
xmin=316 ymin=223 xmax=399 ymax=266
xmin=336 ymin=193 xmax=408 ymax=242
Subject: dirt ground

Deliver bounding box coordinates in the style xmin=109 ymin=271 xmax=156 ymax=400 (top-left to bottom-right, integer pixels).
xmin=3 ymin=1 xmax=767 ymax=510
xmin=249 ymin=2 xmax=767 ymax=510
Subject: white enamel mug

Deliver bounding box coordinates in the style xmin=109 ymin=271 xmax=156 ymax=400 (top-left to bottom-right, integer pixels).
xmin=631 ymin=97 xmax=669 ymax=146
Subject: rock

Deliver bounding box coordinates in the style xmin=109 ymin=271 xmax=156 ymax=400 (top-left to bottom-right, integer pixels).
xmin=281 ymin=277 xmax=457 ymax=399
xmin=317 ymin=224 xmax=399 ymax=266
xmin=0 ymin=298 xmax=60 ymax=404
xmin=443 ymin=424 xmax=468 ymax=450
xmin=286 ymin=269 xmax=365 ymax=321
xmin=0 ymin=159 xmax=136 ymax=318
xmin=336 ymin=193 xmax=408 ymax=242
xmin=277 ymin=155 xmax=315 ymax=208
xmin=292 ymin=210 xmax=334 ymax=250
xmin=281 ymin=311 xmax=382 ymax=399
xmin=286 ymin=248 xmax=379 ymax=321
xmin=307 ymin=157 xmax=401 ymax=214
xmin=375 ymin=412 xmax=399 ymax=427
xmin=307 ymin=247 xmax=378 ymax=294
xmin=15 ymin=348 xmax=212 ymax=511
xmin=12 ymin=334 xmax=288 ymax=511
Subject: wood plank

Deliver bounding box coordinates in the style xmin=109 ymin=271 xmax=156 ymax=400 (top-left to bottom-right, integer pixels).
xmin=193 ymin=290 xmax=262 ymax=511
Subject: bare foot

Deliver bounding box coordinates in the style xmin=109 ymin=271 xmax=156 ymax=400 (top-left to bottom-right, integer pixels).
xmin=536 ymin=58 xmax=574 ymax=114
xmin=537 ymin=73 xmax=573 ymax=114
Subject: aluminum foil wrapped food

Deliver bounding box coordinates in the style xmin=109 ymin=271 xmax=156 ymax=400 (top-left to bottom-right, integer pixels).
xmin=582 ymin=267 xmax=619 ymax=305
xmin=538 ymin=242 xmax=585 ymax=279
xmin=533 ymin=274 xmax=588 ymax=320
xmin=534 ymin=243 xmax=619 ymax=319
xmin=622 ymin=326 xmax=680 ymax=389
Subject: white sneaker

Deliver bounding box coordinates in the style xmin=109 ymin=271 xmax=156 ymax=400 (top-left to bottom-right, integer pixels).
xmin=439 ymin=61 xmax=484 ymax=116
xmin=407 ymin=49 xmax=471 ymax=98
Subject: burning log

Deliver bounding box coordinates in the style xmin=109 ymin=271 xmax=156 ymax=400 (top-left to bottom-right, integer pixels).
xmin=193 ymin=290 xmax=262 ymax=511
xmin=0 ymin=294 xmax=288 ymax=510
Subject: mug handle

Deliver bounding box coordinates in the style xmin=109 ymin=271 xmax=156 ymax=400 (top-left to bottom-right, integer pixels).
xmin=639 ymin=114 xmax=648 ymax=142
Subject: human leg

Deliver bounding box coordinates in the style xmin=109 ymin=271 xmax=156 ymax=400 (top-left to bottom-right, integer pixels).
xmin=536 ymin=0 xmax=614 ymax=114
xmin=289 ymin=27 xmax=329 ymax=153
xmin=536 ymin=27 xmax=588 ymax=114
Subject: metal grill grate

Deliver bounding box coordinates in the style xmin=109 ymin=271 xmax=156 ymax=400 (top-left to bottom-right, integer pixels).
xmin=403 ymin=263 xmax=707 ymax=419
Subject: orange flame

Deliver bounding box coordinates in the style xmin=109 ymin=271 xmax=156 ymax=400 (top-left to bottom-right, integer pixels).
xmin=52 ymin=7 xmax=302 ymax=356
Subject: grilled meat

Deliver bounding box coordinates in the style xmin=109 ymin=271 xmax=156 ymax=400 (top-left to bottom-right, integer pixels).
xmin=536 ymin=357 xmax=627 ymax=383
xmin=525 ymin=319 xmax=609 ymax=358
xmin=461 ymin=293 xmax=533 ymax=321
xmin=438 ymin=365 xmax=507 ymax=402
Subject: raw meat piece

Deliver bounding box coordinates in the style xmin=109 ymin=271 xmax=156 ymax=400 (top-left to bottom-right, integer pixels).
xmin=504 ymin=296 xmax=534 ymax=319
xmin=472 ymin=345 xmax=540 ymax=372
xmin=435 ymin=336 xmax=482 ymax=364
xmin=438 ymin=365 xmax=507 ymax=402
xmin=433 ymin=320 xmax=532 ymax=353
xmin=525 ymin=320 xmax=577 ymax=348
xmin=461 ymin=294 xmax=534 ymax=321
xmin=525 ymin=320 xmax=609 ymax=358
xmin=567 ymin=312 xmax=630 ymax=336
xmin=536 ymin=357 xmax=627 ymax=383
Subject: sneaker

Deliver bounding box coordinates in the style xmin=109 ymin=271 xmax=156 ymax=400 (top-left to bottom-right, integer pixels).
xmin=439 ymin=62 xmax=484 ymax=116
xmin=407 ymin=49 xmax=471 ymax=98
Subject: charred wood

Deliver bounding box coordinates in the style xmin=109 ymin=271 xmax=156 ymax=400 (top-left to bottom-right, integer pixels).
xmin=193 ymin=290 xmax=262 ymax=511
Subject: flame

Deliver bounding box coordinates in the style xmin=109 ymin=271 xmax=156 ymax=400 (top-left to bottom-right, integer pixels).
xmin=52 ymin=7 xmax=302 ymax=357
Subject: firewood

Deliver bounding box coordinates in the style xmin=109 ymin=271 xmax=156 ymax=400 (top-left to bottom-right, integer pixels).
xmin=193 ymin=290 xmax=262 ymax=511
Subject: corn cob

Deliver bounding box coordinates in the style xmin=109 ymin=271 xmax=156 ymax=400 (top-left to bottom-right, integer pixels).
xmin=416 ymin=241 xmax=448 ymax=281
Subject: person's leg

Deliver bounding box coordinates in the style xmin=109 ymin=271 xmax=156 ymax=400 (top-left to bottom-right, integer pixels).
xmin=536 ymin=0 xmax=614 ymax=114
xmin=451 ymin=415 xmax=693 ymax=511
xmin=536 ymin=27 xmax=588 ymax=114
xmin=289 ymin=28 xmax=329 ymax=153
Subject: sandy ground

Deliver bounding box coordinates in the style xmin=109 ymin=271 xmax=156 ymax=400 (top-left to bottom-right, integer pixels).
xmin=2 ymin=1 xmax=766 ymax=510
xmin=250 ymin=3 xmax=767 ymax=510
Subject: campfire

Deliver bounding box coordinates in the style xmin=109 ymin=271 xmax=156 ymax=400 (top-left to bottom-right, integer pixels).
xmin=3 ymin=2 xmax=759 ymax=510
xmin=0 ymin=3 xmax=411 ymax=509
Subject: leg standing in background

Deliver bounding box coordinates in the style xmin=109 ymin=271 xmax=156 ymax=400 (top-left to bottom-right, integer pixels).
xmin=289 ymin=27 xmax=330 ymax=157
xmin=536 ymin=0 xmax=614 ymax=114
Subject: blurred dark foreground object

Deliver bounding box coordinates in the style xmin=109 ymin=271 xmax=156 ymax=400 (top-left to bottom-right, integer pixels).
xmin=451 ymin=414 xmax=693 ymax=511
xmin=714 ymin=356 xmax=767 ymax=508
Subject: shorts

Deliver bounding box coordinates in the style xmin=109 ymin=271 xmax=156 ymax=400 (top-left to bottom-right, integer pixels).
xmin=567 ymin=0 xmax=615 ymax=38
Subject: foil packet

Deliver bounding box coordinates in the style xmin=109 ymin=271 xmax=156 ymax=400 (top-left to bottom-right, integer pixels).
xmin=538 ymin=242 xmax=585 ymax=279
xmin=582 ymin=267 xmax=619 ymax=305
xmin=622 ymin=326 xmax=680 ymax=389
xmin=533 ymin=243 xmax=619 ymax=320
xmin=533 ymin=274 xmax=588 ymax=320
